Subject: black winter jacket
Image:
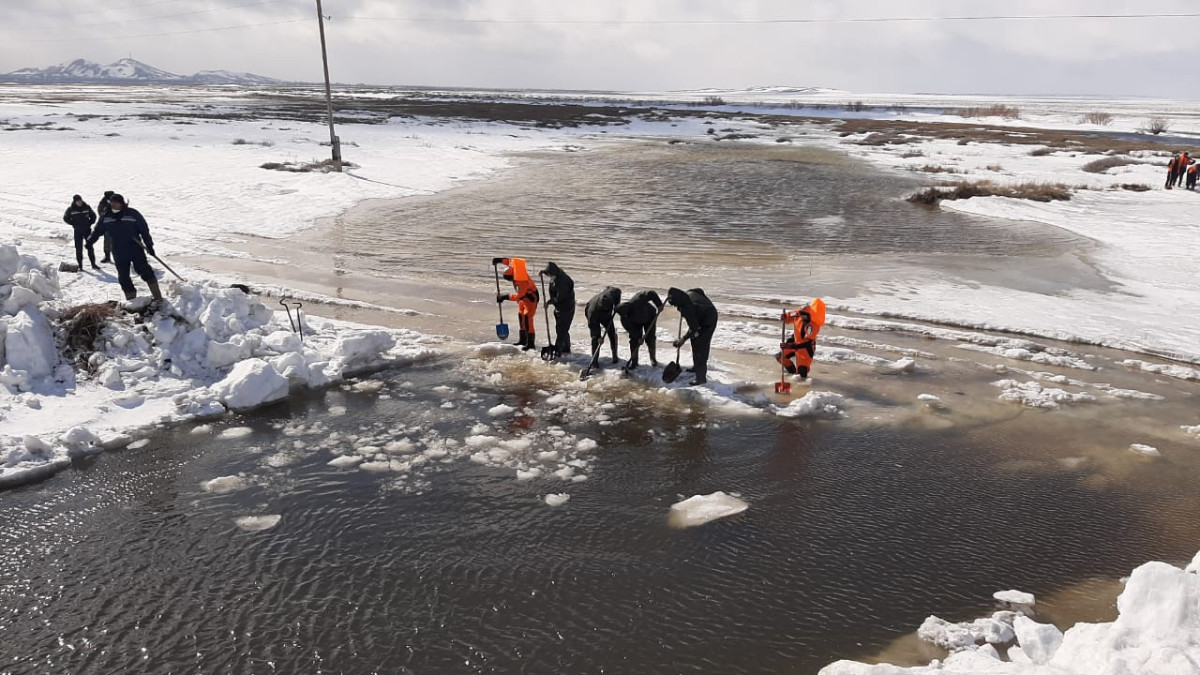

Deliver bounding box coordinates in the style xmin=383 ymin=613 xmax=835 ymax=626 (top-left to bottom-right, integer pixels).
xmin=63 ymin=203 xmax=96 ymax=233
xmin=88 ymin=207 xmax=154 ymax=261
xmin=541 ymin=262 xmax=576 ymax=311
xmin=585 ymin=287 xmax=622 ymax=328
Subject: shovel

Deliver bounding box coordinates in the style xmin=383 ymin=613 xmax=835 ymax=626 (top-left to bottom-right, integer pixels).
xmin=775 ymin=312 xmax=792 ymax=394
xmin=662 ymin=315 xmax=684 ymax=383
xmin=538 ymin=273 xmax=560 ymax=361
xmin=579 ymin=328 xmax=608 ymax=381
xmin=134 ymin=239 xmax=185 ymax=281
xmin=492 ymin=262 xmax=510 ymax=340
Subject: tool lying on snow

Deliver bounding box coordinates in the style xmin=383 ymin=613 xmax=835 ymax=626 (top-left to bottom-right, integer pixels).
xmin=492 ymin=261 xmax=509 ymax=340
xmin=579 ymin=328 xmax=609 ymax=381
xmin=280 ymin=299 xmax=304 ymax=341
xmin=538 ymin=272 xmax=559 ymax=361
xmin=661 ymin=315 xmax=685 ymax=384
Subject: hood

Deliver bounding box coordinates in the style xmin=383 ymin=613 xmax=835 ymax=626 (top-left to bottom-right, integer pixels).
xmin=540 ymin=261 xmax=563 ymax=278
xmin=505 ymin=257 xmax=531 ymax=283
xmin=666 ymin=287 xmax=689 ymax=307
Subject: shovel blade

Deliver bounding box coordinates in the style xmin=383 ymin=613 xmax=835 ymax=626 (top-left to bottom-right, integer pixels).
xmin=775 ymin=381 xmax=792 ymax=394
xmin=496 ymin=323 xmax=509 ymax=340
xmin=541 ymin=346 xmax=558 ymax=361
xmin=662 ymin=361 xmax=682 ymax=383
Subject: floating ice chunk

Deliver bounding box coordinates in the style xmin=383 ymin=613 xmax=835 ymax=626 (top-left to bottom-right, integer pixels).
xmin=58 ymin=426 xmax=103 ymax=456
xmin=1013 ymin=615 xmax=1062 ymax=664
xmin=470 ymin=423 xmax=489 ymax=434
xmin=127 ymin=439 xmax=150 ymax=450
xmin=218 ymin=426 xmax=254 ymax=439
xmin=538 ymin=451 xmax=559 ymax=462
xmin=917 ymin=394 xmax=946 ymax=410
xmin=668 ymin=491 xmax=749 ymax=528
xmin=993 ymin=379 xmax=1095 ymax=408
xmin=771 ymin=391 xmax=845 ymax=419
xmin=576 ymin=438 xmax=598 ymax=451
xmin=465 ymin=435 xmax=500 ymax=448
xmin=202 ymin=475 xmax=248 ymax=493
xmin=351 ymin=380 xmax=385 ymax=394
xmin=516 ymin=467 xmax=542 ymax=481
xmin=993 ymin=589 xmax=1036 ymax=606
xmin=487 ymin=404 xmax=515 ymax=417
xmin=329 ymin=405 xmax=347 ymax=416
xmin=544 ymin=493 xmax=570 ymax=507
xmin=385 ymin=439 xmax=417 ymax=455
xmin=886 ymin=357 xmax=917 ymax=373
xmin=1188 ymin=551 xmax=1200 ymax=574
xmin=234 ymin=515 xmax=281 ymax=532
xmin=1129 ymin=443 xmax=1161 ymax=458
xmin=359 ymin=460 xmax=393 ymax=472
xmin=500 ymin=438 xmax=533 ymax=452
xmin=327 ymin=455 xmax=363 ymax=468
xmin=553 ymin=465 xmax=575 ymax=480
xmin=191 ymin=424 xmax=214 ymax=435
xmin=917 ymin=615 xmax=977 ymax=651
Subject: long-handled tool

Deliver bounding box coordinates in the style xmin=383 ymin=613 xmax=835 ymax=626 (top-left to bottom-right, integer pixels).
xmin=134 ymin=239 xmax=185 ymax=281
xmin=661 ymin=315 xmax=685 ymax=383
xmin=538 ymin=273 xmax=560 ymax=362
xmin=775 ymin=311 xmax=792 ymax=394
xmin=492 ymin=262 xmax=510 ymax=340
xmin=280 ymin=299 xmax=304 ymax=342
xmin=579 ymin=328 xmax=609 ymax=381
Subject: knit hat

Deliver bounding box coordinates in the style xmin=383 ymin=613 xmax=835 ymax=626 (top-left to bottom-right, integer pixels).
xmin=72 ymin=194 xmax=81 ymax=201
xmin=108 ymin=193 xmax=125 ymax=204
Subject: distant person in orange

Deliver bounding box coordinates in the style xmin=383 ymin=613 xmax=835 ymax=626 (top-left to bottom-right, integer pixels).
xmin=1178 ymin=152 xmax=1193 ymax=188
xmin=776 ymin=299 xmax=826 ymax=379
xmin=494 ymin=257 xmax=539 ymax=351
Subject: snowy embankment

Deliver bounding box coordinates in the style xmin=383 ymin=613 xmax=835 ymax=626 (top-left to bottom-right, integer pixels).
xmin=0 ymin=242 xmax=439 ymax=489
xmin=821 ymin=549 xmax=1200 ymax=674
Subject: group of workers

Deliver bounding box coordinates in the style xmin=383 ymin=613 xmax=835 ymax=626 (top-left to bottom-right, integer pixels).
xmin=62 ymin=192 xmax=163 ymax=301
xmin=493 ymin=257 xmax=823 ymax=387
xmin=1166 ymin=151 xmax=1196 ymax=190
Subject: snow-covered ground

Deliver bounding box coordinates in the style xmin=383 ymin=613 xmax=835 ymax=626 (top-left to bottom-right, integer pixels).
xmin=2 ymin=84 xmax=1199 ymax=670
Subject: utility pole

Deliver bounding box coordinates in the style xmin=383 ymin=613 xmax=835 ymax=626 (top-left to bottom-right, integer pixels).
xmin=315 ymin=0 xmax=341 ymax=169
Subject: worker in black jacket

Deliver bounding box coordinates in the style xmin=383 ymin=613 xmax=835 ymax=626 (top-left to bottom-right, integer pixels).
xmin=666 ymin=287 xmax=718 ymax=386
xmin=95 ymin=190 xmax=114 ymax=263
xmin=62 ymin=194 xmax=98 ymax=270
xmin=584 ymin=286 xmax=621 ymax=370
xmin=86 ymin=194 xmax=162 ymax=301
xmin=616 ymin=290 xmax=664 ymax=371
xmin=539 ymin=261 xmax=575 ymax=355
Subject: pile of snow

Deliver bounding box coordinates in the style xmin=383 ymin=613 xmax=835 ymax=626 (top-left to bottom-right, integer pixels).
xmin=668 ymin=491 xmax=749 ymax=528
xmin=992 ymin=379 xmax=1096 ymax=409
xmin=771 ymin=391 xmax=845 ymax=419
xmin=820 ymin=549 xmax=1200 ymax=674
xmin=0 ymin=244 xmax=437 ymax=490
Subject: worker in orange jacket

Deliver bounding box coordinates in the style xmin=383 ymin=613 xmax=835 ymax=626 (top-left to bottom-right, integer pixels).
xmin=494 ymin=257 xmax=540 ymax=350
xmin=776 ymin=298 xmax=826 ymax=379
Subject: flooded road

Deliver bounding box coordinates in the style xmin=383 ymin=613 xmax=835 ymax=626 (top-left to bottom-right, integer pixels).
xmin=3 ymin=360 xmax=1198 ymax=674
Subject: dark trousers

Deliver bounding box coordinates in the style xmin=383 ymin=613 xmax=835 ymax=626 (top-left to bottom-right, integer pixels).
xmin=73 ymin=230 xmax=96 ymax=266
xmin=689 ymin=323 xmax=717 ymax=380
xmin=553 ymin=305 xmax=574 ymax=353
xmin=1188 ymin=172 xmax=1197 ymax=190
xmin=115 ymin=250 xmax=156 ymax=298
xmin=589 ymin=320 xmax=617 ymax=366
xmin=623 ymin=321 xmax=658 ymax=367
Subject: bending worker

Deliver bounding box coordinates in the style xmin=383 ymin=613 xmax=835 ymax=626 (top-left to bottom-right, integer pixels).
xmin=666 ymin=287 xmax=718 ymax=386
xmin=584 ymin=286 xmax=622 ymax=371
xmin=777 ymin=298 xmax=826 ymax=379
xmin=494 ymin=257 xmax=539 ymax=351
xmin=86 ymin=194 xmax=162 ymax=301
xmin=63 ymin=194 xmax=98 ymax=270
xmin=539 ymin=261 xmax=575 ymax=355
xmin=616 ymin=290 xmax=664 ymax=371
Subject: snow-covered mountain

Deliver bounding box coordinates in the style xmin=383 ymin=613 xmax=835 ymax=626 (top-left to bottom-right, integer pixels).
xmin=1 ymin=59 xmax=286 ymax=85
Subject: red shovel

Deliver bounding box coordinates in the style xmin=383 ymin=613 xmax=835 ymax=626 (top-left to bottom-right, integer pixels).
xmin=775 ymin=312 xmax=791 ymax=394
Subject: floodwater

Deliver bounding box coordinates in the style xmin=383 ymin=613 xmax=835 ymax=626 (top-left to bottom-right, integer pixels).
xmin=2 ymin=359 xmax=1198 ymax=674
xmin=8 ymin=139 xmax=1200 ymax=674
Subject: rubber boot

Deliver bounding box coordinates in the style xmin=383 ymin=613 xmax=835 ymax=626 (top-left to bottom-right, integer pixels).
xmin=123 ymin=288 xmax=137 ymax=300
xmin=523 ymin=332 xmax=536 ymax=351
xmin=518 ymin=329 xmax=528 ymax=349
xmin=88 ymin=248 xmax=98 ymax=270
xmin=147 ymin=280 xmax=163 ymax=301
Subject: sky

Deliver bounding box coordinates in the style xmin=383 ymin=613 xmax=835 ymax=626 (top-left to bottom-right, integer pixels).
xmin=1 ymin=0 xmax=1198 ymax=96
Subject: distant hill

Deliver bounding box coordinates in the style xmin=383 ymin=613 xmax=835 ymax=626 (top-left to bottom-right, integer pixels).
xmin=0 ymin=58 xmax=289 ymax=85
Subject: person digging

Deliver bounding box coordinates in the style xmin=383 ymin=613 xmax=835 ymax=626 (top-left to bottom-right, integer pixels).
xmin=86 ymin=193 xmax=163 ymax=303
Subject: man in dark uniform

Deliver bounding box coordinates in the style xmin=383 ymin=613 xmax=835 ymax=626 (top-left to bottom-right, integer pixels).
xmin=539 ymin=261 xmax=575 ymax=355
xmin=95 ymin=190 xmax=115 ymax=262
xmin=666 ymin=287 xmax=719 ymax=386
xmin=584 ymin=286 xmax=621 ymax=370
xmin=62 ymin=194 xmax=98 ymax=270
xmin=616 ymin=290 xmax=664 ymax=371
xmin=86 ymin=194 xmax=162 ymax=301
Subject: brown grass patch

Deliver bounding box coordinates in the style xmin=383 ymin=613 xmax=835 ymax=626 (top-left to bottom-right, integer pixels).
xmin=907 ymin=181 xmax=1072 ymax=205
xmin=260 ymin=158 xmax=355 ymax=173
xmin=59 ymin=302 xmax=119 ymax=367
xmin=1119 ymin=183 xmax=1152 ymax=192
xmin=1082 ymin=156 xmax=1144 ymax=174
xmin=832 ymin=118 xmax=1171 ymax=156
xmin=1079 ymin=112 xmax=1114 ymax=126
xmin=954 ymin=105 xmax=1021 ymax=119
xmin=914 ymin=165 xmax=961 ymax=174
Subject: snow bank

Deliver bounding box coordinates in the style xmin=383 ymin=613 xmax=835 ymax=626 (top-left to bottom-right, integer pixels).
xmin=0 ymin=244 xmax=437 ymax=490
xmin=771 ymin=391 xmax=845 ymax=419
xmin=820 ymin=549 xmax=1200 ymax=674
xmin=668 ymin=491 xmax=749 ymax=528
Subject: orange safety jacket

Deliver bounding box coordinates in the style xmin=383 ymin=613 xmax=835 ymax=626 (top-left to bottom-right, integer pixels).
xmin=500 ymin=257 xmax=540 ymax=317
xmin=779 ymin=298 xmax=826 ymax=369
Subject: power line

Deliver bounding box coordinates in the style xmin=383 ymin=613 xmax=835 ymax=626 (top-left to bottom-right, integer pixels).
xmin=336 ymin=12 xmax=1200 ymax=25
xmin=9 ymin=17 xmax=311 ymax=43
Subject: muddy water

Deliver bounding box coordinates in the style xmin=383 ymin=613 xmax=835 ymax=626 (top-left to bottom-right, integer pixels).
xmin=15 ymin=139 xmax=1197 ymax=673
xmin=2 ymin=361 xmax=1198 ymax=674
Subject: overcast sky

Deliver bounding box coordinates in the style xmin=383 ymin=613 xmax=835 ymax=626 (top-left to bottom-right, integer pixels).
xmin=2 ymin=0 xmax=1197 ymax=96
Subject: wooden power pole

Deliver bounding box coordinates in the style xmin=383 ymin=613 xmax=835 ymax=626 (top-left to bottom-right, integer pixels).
xmin=315 ymin=0 xmax=341 ymax=169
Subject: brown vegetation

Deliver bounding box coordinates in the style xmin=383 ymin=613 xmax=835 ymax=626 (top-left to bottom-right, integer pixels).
xmin=261 ymin=159 xmax=355 ymax=173
xmin=954 ymin=105 xmax=1021 ymax=119
xmin=1082 ymin=156 xmax=1144 ymax=174
xmin=58 ymin=302 xmax=118 ymax=368
xmin=832 ymin=118 xmax=1172 ymax=156
xmin=1079 ymin=111 xmax=1114 ymax=126
xmin=1139 ymin=117 xmax=1171 ymax=135
xmin=907 ymin=181 xmax=1072 ymax=205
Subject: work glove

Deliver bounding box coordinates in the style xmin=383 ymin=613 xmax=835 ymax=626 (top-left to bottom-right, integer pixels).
xmin=672 ymin=337 xmax=686 ymax=349
xmin=496 ymin=294 xmax=508 ymax=303
xmin=146 ymin=248 xmax=155 ymax=257
xmin=492 ymin=257 xmax=504 ymax=266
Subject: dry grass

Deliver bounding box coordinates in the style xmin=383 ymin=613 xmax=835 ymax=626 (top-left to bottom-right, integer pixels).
xmin=1140 ymin=117 xmax=1171 ymax=135
xmin=914 ymin=165 xmax=961 ymax=174
xmin=1029 ymin=147 xmax=1054 ymax=157
xmin=899 ymin=150 xmax=925 ymax=158
xmin=955 ymin=105 xmax=1021 ymax=120
xmin=853 ymin=131 xmax=918 ymax=146
xmin=907 ymin=181 xmax=1072 ymax=205
xmin=1082 ymin=156 xmax=1144 ymax=174
xmin=260 ymin=158 xmax=354 ymax=173
xmin=1079 ymin=111 xmax=1114 ymax=126
xmin=1119 ymin=183 xmax=1152 ymax=192
xmin=832 ymin=118 xmax=1171 ymax=156
xmin=58 ymin=302 xmax=119 ymax=367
